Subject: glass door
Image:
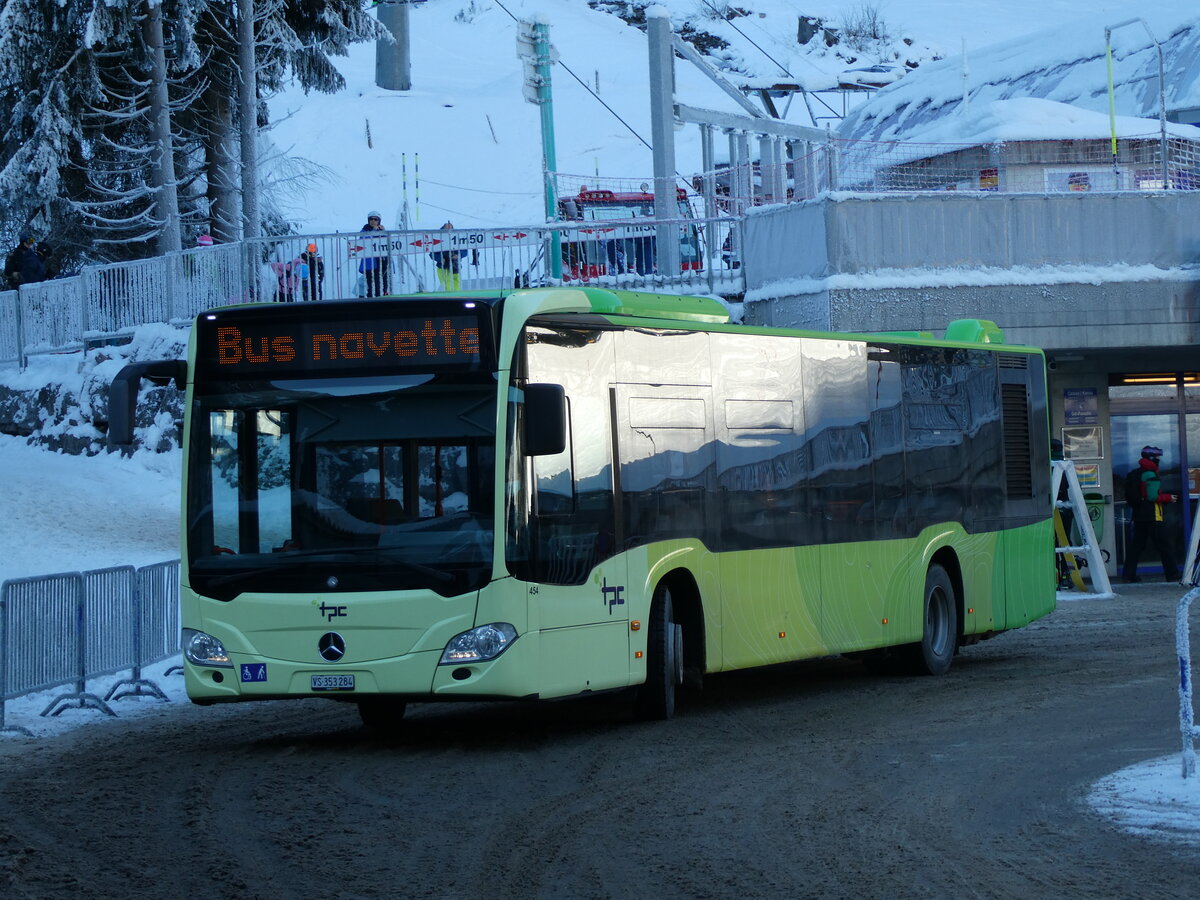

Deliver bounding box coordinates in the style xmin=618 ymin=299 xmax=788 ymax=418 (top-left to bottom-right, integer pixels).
xmin=1110 ymin=381 xmax=1189 ymax=578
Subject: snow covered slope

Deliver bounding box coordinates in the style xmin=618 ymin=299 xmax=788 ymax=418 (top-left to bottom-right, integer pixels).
xmin=266 ymin=0 xmax=1170 ymax=231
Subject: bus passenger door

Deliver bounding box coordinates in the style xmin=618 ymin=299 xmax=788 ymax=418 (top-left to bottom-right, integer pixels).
xmin=530 ymin=405 xmax=629 ymax=696
xmin=522 ymin=324 xmax=630 ymax=695
xmin=613 ymin=382 xmax=716 ymax=638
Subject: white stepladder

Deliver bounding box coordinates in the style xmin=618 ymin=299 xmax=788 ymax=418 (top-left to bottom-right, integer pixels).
xmin=1175 ymin=502 xmax=1200 ymax=778
xmin=1051 ymin=460 xmax=1113 ymax=599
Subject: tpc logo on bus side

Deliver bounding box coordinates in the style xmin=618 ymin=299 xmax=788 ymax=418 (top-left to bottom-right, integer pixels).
xmin=601 ymin=577 xmax=625 ymax=613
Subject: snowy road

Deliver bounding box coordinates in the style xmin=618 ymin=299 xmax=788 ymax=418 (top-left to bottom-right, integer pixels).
xmin=1 ymin=584 xmax=1198 ymax=896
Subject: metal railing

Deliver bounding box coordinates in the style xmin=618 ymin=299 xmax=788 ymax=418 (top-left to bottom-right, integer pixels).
xmin=2 ymin=219 xmax=745 ymax=368
xmin=0 ymin=559 xmax=180 ymax=737
xmin=243 ymin=217 xmax=743 ymax=301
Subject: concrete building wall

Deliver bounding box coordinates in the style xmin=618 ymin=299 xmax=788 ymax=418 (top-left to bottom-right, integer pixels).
xmin=743 ymin=192 xmax=1200 ymax=354
xmin=747 ymin=279 xmax=1200 ymax=354
xmin=744 ymin=192 xmax=1200 ymax=281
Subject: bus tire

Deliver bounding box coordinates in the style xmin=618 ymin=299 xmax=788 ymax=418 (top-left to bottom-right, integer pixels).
xmin=636 ymin=584 xmax=683 ymax=720
xmin=912 ymin=564 xmax=957 ymax=676
xmin=357 ymin=698 xmax=407 ymax=736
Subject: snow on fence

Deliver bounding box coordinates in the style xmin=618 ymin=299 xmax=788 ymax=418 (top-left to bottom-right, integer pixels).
xmin=17 ymin=276 xmax=86 ymax=357
xmin=0 ymin=289 xmax=18 ymax=362
xmin=1177 ymin=589 xmax=1200 ymax=778
xmin=5 ymin=244 xmax=249 ymax=366
xmin=0 ymin=559 xmax=180 ymax=737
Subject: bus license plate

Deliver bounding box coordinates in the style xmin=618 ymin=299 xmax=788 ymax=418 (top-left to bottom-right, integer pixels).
xmin=311 ymin=674 xmax=355 ymax=692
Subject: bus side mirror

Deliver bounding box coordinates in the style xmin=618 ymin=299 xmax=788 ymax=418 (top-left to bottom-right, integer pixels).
xmin=523 ymin=383 xmax=566 ymax=457
xmin=108 ymin=360 xmax=187 ymax=451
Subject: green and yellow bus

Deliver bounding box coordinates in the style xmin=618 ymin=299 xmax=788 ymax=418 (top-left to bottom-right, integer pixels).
xmin=110 ymin=287 xmax=1054 ymax=730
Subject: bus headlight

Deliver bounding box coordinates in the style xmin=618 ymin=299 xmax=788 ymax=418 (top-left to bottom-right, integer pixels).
xmin=439 ymin=623 xmax=518 ymax=664
xmin=183 ymin=628 xmax=233 ymax=667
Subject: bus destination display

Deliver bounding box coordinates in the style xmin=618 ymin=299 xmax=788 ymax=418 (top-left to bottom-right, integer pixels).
xmin=198 ymin=311 xmax=486 ymax=378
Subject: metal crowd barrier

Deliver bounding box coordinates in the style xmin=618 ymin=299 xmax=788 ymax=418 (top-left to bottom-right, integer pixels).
xmin=0 ymin=559 xmax=180 ymax=737
xmin=0 ymin=289 xmax=18 ymax=362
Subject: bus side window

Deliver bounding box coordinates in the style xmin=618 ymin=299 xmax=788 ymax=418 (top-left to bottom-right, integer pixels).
xmin=208 ymin=410 xmax=240 ymax=554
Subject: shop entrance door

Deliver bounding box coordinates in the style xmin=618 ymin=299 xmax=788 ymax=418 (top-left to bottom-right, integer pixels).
xmin=1110 ymin=408 xmax=1186 ymax=580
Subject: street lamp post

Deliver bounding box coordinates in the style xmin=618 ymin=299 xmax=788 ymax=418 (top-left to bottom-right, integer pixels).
xmin=1105 ymin=17 xmax=1169 ymax=189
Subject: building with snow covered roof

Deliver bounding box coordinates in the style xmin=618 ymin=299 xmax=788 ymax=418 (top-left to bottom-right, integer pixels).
xmin=835 ymin=98 xmax=1200 ymax=193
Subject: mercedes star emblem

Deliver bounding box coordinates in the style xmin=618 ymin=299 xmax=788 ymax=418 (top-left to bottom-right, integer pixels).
xmin=318 ymin=631 xmax=346 ymax=662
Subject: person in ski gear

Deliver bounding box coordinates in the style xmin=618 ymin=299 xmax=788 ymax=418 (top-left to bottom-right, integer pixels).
xmin=358 ymin=211 xmax=390 ymax=297
xmin=1121 ymin=445 xmax=1179 ymax=583
xmin=269 ymin=256 xmax=304 ymax=303
xmin=431 ymin=222 xmax=466 ymax=291
xmin=5 ymin=235 xmax=46 ymax=288
xmin=299 ymin=243 xmax=324 ymax=302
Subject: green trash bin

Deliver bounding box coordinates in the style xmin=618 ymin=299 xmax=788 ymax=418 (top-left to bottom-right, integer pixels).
xmin=1071 ymin=492 xmax=1106 ymax=545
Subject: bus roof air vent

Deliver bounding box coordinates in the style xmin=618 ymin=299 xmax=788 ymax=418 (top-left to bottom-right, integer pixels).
xmin=944 ymin=319 xmax=1005 ymax=344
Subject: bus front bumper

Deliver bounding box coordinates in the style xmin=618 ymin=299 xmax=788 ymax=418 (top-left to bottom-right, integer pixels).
xmin=183 ymin=630 xmax=541 ymax=704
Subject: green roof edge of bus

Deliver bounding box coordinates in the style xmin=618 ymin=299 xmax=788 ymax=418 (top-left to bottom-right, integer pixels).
xmin=589 ymin=288 xmax=730 ymax=324
xmin=866 ymin=330 xmax=937 ymax=340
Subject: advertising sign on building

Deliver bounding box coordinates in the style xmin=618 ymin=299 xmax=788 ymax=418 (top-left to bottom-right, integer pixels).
xmin=1063 ymin=387 xmax=1099 ymax=426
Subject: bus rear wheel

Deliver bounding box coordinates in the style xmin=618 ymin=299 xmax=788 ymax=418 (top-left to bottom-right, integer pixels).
xmin=911 ymin=564 xmax=957 ymax=676
xmin=636 ymin=584 xmax=683 ymax=720
xmin=357 ymin=698 xmax=407 ymax=736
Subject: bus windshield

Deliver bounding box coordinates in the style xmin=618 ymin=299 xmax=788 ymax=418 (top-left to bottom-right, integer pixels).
xmin=186 ymin=377 xmax=497 ymax=600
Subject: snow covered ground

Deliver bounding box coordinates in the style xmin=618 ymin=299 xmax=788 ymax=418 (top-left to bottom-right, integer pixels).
xmin=4 ymin=0 xmax=1200 ymax=853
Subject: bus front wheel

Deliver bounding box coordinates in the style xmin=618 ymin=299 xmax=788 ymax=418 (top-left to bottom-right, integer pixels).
xmin=912 ymin=564 xmax=957 ymax=676
xmin=636 ymin=584 xmax=683 ymax=720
